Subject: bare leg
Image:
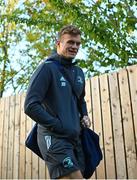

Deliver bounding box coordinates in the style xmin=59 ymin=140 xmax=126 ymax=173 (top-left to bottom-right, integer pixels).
xmin=59 ymin=170 xmax=83 ymax=179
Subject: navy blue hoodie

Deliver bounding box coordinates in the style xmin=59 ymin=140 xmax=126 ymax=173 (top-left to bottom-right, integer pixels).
xmin=24 ymin=53 xmax=88 ymax=140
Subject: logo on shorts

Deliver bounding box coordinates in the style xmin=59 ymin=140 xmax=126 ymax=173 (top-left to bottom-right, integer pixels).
xmin=45 ymin=136 xmax=51 ymax=150
xmin=63 ymin=157 xmax=73 ymax=168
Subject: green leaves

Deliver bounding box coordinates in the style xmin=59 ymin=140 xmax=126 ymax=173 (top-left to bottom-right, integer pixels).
xmin=0 ymin=0 xmax=137 ymax=96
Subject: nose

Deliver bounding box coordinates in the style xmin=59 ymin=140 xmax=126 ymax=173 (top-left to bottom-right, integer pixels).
xmin=72 ymin=43 xmax=77 ymax=48
xmin=71 ymin=42 xmax=79 ymax=49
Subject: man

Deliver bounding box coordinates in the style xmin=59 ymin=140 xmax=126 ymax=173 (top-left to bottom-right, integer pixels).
xmin=24 ymin=25 xmax=91 ymax=179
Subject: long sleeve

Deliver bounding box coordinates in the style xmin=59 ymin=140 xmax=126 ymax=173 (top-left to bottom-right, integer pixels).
xmin=24 ymin=62 xmax=62 ymax=132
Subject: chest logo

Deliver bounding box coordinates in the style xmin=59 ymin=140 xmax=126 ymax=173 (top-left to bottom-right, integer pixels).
xmin=77 ymin=76 xmax=83 ymax=84
xmin=60 ymin=76 xmax=66 ymax=87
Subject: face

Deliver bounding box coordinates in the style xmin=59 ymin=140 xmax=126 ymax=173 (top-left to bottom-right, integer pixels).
xmin=56 ymin=34 xmax=81 ymax=59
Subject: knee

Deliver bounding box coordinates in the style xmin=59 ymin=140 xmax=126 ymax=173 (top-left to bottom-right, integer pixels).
xmin=59 ymin=170 xmax=83 ymax=179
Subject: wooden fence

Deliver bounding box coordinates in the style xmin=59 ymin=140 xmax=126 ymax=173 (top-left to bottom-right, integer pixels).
xmin=0 ymin=64 xmax=137 ymax=179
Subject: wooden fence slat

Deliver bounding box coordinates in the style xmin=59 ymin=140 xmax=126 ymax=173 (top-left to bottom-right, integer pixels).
xmin=7 ymin=95 xmax=15 ymax=179
xmin=127 ymin=65 xmax=137 ymax=152
xmin=39 ymin=157 xmax=46 ymax=179
xmin=45 ymin=165 xmax=50 ymax=179
xmin=85 ymin=79 xmax=96 ymax=179
xmin=0 ymin=98 xmax=4 ymax=177
xmin=109 ymin=72 xmax=127 ymax=178
xmin=31 ymin=121 xmax=39 ymax=179
xmin=99 ymin=74 xmax=116 ymax=179
xmin=85 ymin=79 xmax=93 ymax=129
xmin=13 ymin=94 xmax=21 ymax=179
xmin=1 ymin=97 xmax=10 ymax=179
xmin=91 ymin=76 xmax=106 ymax=179
xmin=25 ymin=116 xmax=32 ymax=179
xmin=19 ymin=93 xmax=26 ymax=179
xmin=32 ymin=152 xmax=39 ymax=179
xmin=118 ymin=68 xmax=137 ymax=178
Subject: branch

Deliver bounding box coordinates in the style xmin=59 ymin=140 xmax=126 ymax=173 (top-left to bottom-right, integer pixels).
xmin=5 ymin=63 xmax=30 ymax=86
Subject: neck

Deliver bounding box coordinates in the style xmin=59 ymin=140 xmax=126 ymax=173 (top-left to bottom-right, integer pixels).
xmin=57 ymin=50 xmax=74 ymax=61
xmin=49 ymin=52 xmax=77 ymax=67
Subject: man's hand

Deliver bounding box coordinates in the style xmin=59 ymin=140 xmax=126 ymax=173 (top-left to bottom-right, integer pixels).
xmin=81 ymin=115 xmax=91 ymax=128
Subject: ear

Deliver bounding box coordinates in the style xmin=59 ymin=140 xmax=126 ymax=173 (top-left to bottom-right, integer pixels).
xmin=56 ymin=40 xmax=60 ymax=53
xmin=56 ymin=40 xmax=60 ymax=46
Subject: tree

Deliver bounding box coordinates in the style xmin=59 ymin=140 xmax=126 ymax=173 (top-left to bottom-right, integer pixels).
xmin=0 ymin=0 xmax=137 ymax=97
xmin=0 ymin=0 xmax=45 ymax=97
xmin=21 ymin=0 xmax=137 ymax=73
xmin=0 ymin=0 xmax=18 ymax=97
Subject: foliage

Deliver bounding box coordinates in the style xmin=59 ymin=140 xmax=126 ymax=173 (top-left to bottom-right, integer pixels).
xmin=0 ymin=0 xmax=137 ymax=97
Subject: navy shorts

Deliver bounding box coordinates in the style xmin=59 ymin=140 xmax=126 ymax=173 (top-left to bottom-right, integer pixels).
xmin=37 ymin=130 xmax=85 ymax=179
